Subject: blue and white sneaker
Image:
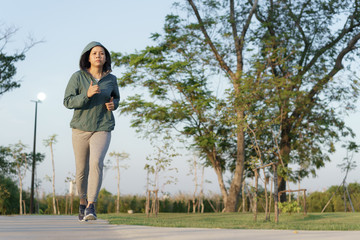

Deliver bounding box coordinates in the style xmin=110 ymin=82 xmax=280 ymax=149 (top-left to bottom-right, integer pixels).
xmin=84 ymin=203 xmax=97 ymax=221
xmin=78 ymin=205 xmax=87 ymax=222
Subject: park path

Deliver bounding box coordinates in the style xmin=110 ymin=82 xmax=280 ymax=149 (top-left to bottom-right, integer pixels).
xmin=0 ymin=215 xmax=358 ymax=240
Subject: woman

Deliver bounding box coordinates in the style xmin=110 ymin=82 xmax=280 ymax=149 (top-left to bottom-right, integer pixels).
xmin=64 ymin=41 xmax=120 ymax=221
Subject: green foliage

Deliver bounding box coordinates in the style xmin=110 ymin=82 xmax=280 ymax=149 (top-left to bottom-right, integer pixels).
xmin=145 ymin=133 xmax=179 ymax=192
xmin=0 ymin=174 xmax=20 ymax=214
xmin=0 ymin=146 xmax=14 ymax=176
xmin=0 ymin=49 xmax=24 ymax=95
xmin=112 ymin=1 xmax=360 ymax=209
xmin=305 ymin=182 xmax=360 ymax=212
xmin=6 ymin=181 xmax=360 ymax=215
xmin=97 ymin=188 xmax=114 ymax=214
xmin=247 ymin=0 xmax=360 ymax=184
xmin=307 ymin=191 xmax=333 ymax=212
xmin=0 ymin=25 xmax=40 ymax=95
xmin=43 ymin=134 xmax=58 ymax=147
xmin=278 ymin=201 xmax=301 ymax=214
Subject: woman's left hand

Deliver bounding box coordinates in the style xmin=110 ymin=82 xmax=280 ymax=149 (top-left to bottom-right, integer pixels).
xmin=105 ymin=97 xmax=114 ymax=111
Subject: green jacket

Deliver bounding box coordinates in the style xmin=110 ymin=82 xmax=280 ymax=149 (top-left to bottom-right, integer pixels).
xmin=63 ymin=70 xmax=120 ymax=132
xmin=63 ymin=42 xmax=120 ymax=132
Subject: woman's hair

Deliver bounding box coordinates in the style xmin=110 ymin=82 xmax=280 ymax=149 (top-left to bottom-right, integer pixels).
xmin=79 ymin=46 xmax=111 ymax=72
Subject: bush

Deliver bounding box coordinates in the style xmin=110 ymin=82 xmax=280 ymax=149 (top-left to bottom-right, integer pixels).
xmin=278 ymin=201 xmax=301 ymax=214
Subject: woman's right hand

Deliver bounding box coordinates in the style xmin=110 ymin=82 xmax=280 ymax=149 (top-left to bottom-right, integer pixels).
xmin=87 ymin=81 xmax=101 ymax=98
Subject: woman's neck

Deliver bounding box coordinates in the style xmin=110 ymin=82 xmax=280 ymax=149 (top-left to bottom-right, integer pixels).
xmin=87 ymin=67 xmax=103 ymax=79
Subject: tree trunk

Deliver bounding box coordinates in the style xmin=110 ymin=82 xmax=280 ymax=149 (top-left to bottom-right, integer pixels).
xmin=278 ymin=126 xmax=291 ymax=203
xmin=200 ymin=166 xmax=205 ymax=213
xmin=273 ymin=165 xmax=279 ymax=223
xmin=264 ymin=175 xmax=269 ymax=221
xmin=117 ymin=158 xmax=120 ymax=214
xmin=254 ymin=170 xmax=258 ymax=221
xmin=224 ymin=126 xmax=245 ymax=212
xmin=345 ymin=185 xmax=355 ymax=212
xmin=207 ymin=152 xmax=228 ymax=208
xmin=50 ymin=143 xmax=56 ymax=215
xmin=269 ymin=177 xmax=273 ymax=219
xmin=17 ymin=162 xmax=23 ymax=215
xmin=297 ymin=180 xmax=301 ymax=213
xmin=70 ymin=191 xmax=73 ymax=215
xmin=22 ymin=200 xmax=26 ymax=215
xmin=146 ymin=190 xmax=150 ymax=217
xmin=344 ymin=188 xmax=347 ymax=212
xmin=287 ymin=181 xmax=291 ymax=202
xmin=245 ymin=183 xmax=253 ymax=213
xmin=242 ymin=180 xmax=246 ymax=212
xmin=192 ymin=157 xmax=198 ymax=213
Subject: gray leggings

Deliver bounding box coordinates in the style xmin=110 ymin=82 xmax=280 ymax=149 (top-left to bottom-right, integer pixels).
xmin=72 ymin=129 xmax=111 ymax=202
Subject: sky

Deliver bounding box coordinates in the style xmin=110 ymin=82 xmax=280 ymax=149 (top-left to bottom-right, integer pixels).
xmin=1 ymin=0 xmax=359 ymax=199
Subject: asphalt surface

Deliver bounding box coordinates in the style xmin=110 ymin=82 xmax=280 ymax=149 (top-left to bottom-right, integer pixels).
xmin=0 ymin=215 xmax=358 ymax=240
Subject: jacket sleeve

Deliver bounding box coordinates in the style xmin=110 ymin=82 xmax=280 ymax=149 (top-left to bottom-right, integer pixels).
xmin=111 ymin=77 xmax=120 ymax=110
xmin=63 ymin=73 xmax=90 ymax=109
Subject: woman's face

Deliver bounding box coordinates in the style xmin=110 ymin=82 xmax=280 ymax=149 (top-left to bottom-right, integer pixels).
xmin=88 ymin=46 xmax=106 ymax=68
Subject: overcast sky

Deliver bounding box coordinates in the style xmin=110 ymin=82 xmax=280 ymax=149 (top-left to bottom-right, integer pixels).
xmin=1 ymin=0 xmax=359 ymax=198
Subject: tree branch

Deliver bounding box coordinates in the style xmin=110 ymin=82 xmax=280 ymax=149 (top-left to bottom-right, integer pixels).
xmin=300 ymin=17 xmax=360 ymax=76
xmin=286 ymin=0 xmax=311 ymax=66
xmin=307 ymin=32 xmax=360 ymax=102
xmin=291 ymin=32 xmax=360 ymax=125
xmin=230 ymin=0 xmax=258 ymax=74
xmin=187 ymin=0 xmax=235 ymax=79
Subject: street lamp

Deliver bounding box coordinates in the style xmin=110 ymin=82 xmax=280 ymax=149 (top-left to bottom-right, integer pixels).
xmin=30 ymin=92 xmax=46 ymax=214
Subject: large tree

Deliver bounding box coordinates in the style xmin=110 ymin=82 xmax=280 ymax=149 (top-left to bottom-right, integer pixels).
xmin=113 ymin=0 xmax=360 ymax=211
xmin=249 ymin=0 xmax=360 ymax=201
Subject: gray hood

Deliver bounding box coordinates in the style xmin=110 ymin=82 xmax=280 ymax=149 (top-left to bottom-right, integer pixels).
xmin=79 ymin=41 xmax=111 ymax=71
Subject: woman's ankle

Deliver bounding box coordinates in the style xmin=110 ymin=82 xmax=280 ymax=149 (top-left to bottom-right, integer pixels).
xmin=80 ymin=199 xmax=87 ymax=206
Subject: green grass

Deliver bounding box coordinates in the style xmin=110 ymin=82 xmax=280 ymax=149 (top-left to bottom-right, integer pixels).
xmin=99 ymin=212 xmax=360 ymax=231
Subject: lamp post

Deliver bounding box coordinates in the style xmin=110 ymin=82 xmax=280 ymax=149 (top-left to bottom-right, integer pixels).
xmin=30 ymin=92 xmax=46 ymax=214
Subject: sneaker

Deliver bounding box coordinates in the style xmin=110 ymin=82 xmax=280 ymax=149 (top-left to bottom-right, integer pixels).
xmin=84 ymin=203 xmax=97 ymax=221
xmin=78 ymin=204 xmax=87 ymax=222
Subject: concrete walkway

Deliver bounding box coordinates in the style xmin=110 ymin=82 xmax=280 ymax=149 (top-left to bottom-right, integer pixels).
xmin=0 ymin=215 xmax=358 ymax=240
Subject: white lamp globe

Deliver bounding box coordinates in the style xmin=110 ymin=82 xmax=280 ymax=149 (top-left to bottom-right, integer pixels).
xmin=37 ymin=92 xmax=46 ymax=101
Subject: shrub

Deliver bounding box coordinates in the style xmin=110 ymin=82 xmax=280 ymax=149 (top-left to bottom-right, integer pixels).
xmin=278 ymin=201 xmax=301 ymax=214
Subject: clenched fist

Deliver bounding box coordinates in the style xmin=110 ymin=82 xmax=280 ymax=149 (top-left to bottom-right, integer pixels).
xmin=87 ymin=81 xmax=101 ymax=98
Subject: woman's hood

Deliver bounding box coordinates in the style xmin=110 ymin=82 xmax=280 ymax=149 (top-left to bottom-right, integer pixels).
xmin=80 ymin=41 xmax=110 ymax=58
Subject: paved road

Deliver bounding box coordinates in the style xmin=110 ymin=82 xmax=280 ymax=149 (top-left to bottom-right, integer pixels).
xmin=0 ymin=215 xmax=358 ymax=240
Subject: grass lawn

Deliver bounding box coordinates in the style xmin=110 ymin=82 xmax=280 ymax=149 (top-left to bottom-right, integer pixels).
xmin=99 ymin=212 xmax=360 ymax=231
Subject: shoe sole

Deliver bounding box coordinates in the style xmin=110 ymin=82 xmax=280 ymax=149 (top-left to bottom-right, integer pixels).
xmin=84 ymin=214 xmax=97 ymax=221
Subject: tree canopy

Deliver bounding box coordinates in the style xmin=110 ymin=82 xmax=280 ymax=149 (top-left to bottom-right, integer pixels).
xmin=113 ymin=0 xmax=360 ymax=211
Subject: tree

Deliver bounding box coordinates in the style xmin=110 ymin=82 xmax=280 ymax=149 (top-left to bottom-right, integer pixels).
xmin=0 ymin=24 xmax=41 ymax=96
xmin=113 ymin=0 xmax=261 ymax=212
xmin=187 ymin=153 xmax=206 ymax=213
xmin=64 ymin=172 xmax=76 ymax=214
xmin=321 ymin=141 xmax=358 ymax=213
xmin=107 ymin=151 xmax=130 ymax=214
xmin=43 ymin=134 xmax=58 ymax=215
xmin=144 ymin=134 xmax=179 ymax=215
xmin=246 ymin=0 xmax=360 ymax=201
xmin=26 ymin=151 xmax=45 ymax=214
xmin=0 ymin=174 xmax=20 ymax=214
xmin=96 ymin=188 xmax=114 ymax=214
xmin=9 ymin=141 xmax=28 ymax=215
xmin=0 ymin=146 xmax=15 ymax=176
xmin=113 ymin=0 xmax=360 ymax=211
